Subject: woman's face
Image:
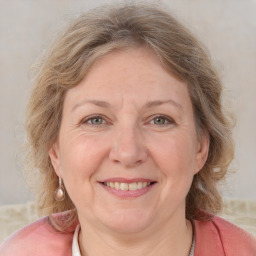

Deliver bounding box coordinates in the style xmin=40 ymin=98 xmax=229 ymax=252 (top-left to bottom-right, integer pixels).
xmin=49 ymin=47 xmax=209 ymax=233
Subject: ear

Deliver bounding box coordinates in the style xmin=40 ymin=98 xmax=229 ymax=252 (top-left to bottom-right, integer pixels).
xmin=48 ymin=143 xmax=62 ymax=177
xmin=194 ymin=130 xmax=210 ymax=174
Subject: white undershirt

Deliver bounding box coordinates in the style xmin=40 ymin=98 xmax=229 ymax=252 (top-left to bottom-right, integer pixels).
xmin=72 ymin=225 xmax=81 ymax=256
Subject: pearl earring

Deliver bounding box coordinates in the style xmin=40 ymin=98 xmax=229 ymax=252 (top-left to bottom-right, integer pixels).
xmin=54 ymin=177 xmax=65 ymax=201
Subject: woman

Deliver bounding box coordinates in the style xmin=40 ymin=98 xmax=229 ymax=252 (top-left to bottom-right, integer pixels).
xmin=0 ymin=3 xmax=255 ymax=256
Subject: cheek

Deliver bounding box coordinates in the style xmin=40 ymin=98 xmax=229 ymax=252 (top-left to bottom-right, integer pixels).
xmin=149 ymin=132 xmax=197 ymax=186
xmin=60 ymin=131 xmax=106 ymax=169
xmin=58 ymin=134 xmax=109 ymax=196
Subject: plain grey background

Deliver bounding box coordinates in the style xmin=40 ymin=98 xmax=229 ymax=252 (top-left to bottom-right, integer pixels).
xmin=0 ymin=0 xmax=256 ymax=205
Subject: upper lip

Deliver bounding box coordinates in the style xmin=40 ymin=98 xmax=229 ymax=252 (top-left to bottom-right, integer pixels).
xmin=99 ymin=177 xmax=156 ymax=183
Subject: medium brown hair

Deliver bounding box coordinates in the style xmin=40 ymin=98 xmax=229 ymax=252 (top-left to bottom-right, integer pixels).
xmin=25 ymin=3 xmax=234 ymax=230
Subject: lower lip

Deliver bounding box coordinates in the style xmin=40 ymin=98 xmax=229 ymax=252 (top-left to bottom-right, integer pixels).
xmin=99 ymin=183 xmax=156 ymax=198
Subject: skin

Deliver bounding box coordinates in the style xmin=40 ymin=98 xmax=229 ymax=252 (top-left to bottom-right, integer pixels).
xmin=49 ymin=47 xmax=209 ymax=256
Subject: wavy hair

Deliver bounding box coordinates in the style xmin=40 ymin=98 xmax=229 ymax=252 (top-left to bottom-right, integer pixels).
xmin=25 ymin=3 xmax=234 ymax=231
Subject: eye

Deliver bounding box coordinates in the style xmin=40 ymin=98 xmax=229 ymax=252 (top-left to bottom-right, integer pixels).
xmin=82 ymin=115 xmax=106 ymax=126
xmin=89 ymin=117 xmax=105 ymax=125
xmin=149 ymin=115 xmax=174 ymax=126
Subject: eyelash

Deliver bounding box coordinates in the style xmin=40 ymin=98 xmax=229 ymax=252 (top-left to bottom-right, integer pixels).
xmin=80 ymin=114 xmax=175 ymax=127
xmin=148 ymin=115 xmax=175 ymax=126
xmin=81 ymin=115 xmax=108 ymax=126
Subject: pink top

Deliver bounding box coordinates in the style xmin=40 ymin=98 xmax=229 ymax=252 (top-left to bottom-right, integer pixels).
xmin=1 ymin=212 xmax=256 ymax=255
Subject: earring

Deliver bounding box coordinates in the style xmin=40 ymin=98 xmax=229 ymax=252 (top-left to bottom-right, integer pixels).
xmin=54 ymin=177 xmax=65 ymax=201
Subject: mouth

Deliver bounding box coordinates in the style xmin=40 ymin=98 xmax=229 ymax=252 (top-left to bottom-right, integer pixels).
xmin=98 ymin=179 xmax=157 ymax=198
xmin=101 ymin=181 xmax=156 ymax=191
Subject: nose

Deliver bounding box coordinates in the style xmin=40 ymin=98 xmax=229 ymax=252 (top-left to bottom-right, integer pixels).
xmin=109 ymin=124 xmax=148 ymax=168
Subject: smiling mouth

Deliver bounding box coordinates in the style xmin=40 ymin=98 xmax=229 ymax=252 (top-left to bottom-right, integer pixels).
xmin=101 ymin=181 xmax=156 ymax=191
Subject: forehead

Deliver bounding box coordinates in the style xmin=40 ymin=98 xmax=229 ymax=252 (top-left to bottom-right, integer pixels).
xmin=64 ymin=47 xmax=191 ymax=110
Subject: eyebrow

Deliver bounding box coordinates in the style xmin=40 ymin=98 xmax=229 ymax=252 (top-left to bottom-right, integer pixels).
xmin=72 ymin=100 xmax=111 ymax=112
xmin=144 ymin=99 xmax=182 ymax=109
xmin=71 ymin=99 xmax=182 ymax=112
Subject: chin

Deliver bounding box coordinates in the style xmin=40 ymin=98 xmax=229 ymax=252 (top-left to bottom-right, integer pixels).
xmin=101 ymin=209 xmax=154 ymax=234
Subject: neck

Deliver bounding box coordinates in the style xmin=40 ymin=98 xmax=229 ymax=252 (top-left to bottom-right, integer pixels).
xmin=78 ymin=215 xmax=193 ymax=256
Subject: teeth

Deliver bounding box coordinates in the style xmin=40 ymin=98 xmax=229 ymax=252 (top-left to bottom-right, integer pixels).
xmin=129 ymin=182 xmax=137 ymax=191
xmin=120 ymin=183 xmax=128 ymax=191
xmin=114 ymin=182 xmax=120 ymax=190
xmin=104 ymin=181 xmax=152 ymax=191
xmin=137 ymin=182 xmax=143 ymax=189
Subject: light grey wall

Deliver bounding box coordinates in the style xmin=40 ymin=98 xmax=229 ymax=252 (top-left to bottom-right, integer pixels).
xmin=0 ymin=0 xmax=255 ymax=205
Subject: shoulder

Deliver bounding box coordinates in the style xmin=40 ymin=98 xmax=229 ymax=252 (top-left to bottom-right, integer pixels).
xmin=212 ymin=215 xmax=256 ymax=255
xmin=0 ymin=215 xmax=74 ymax=256
xmin=194 ymin=212 xmax=256 ymax=256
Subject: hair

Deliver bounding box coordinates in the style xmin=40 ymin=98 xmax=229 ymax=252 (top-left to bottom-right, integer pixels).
xmin=25 ymin=2 xmax=234 ymax=231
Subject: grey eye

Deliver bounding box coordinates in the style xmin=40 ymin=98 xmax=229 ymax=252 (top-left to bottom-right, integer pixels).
xmin=89 ymin=117 xmax=104 ymax=125
xmin=153 ymin=117 xmax=167 ymax=125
